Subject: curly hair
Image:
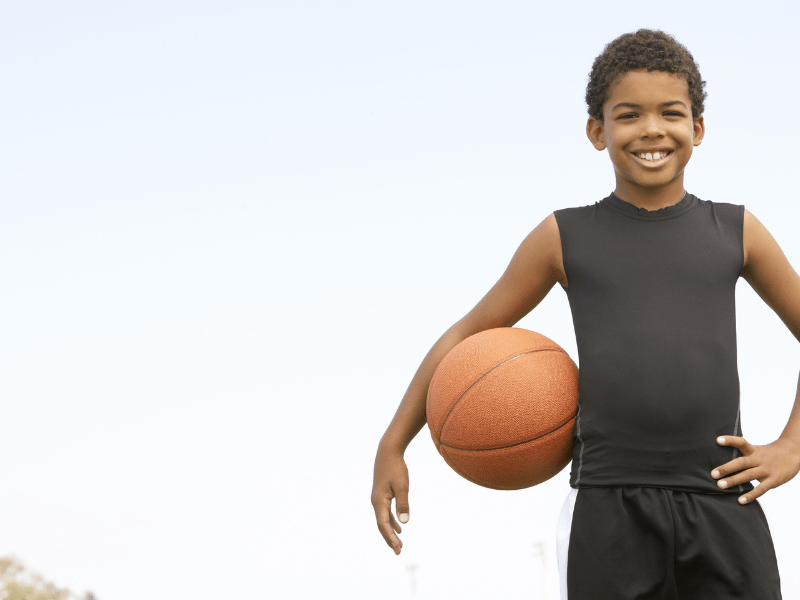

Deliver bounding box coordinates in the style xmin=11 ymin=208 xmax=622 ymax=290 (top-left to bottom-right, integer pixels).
xmin=586 ymin=29 xmax=706 ymax=121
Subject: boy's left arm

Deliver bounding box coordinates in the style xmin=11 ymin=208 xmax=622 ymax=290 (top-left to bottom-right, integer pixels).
xmin=712 ymin=209 xmax=800 ymax=504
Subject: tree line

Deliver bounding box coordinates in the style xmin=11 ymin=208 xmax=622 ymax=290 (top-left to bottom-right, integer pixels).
xmin=0 ymin=557 xmax=96 ymax=600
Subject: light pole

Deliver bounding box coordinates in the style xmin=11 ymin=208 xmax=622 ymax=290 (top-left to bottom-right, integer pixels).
xmin=406 ymin=563 xmax=417 ymax=600
xmin=532 ymin=541 xmax=549 ymax=599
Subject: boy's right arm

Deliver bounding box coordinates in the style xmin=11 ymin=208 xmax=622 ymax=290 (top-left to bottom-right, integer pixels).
xmin=371 ymin=212 xmax=567 ymax=554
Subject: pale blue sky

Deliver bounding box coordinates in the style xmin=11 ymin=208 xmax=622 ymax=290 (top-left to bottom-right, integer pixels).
xmin=2 ymin=1 xmax=800 ymax=598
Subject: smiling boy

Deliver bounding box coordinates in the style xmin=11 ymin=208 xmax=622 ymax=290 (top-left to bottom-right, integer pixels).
xmin=372 ymin=29 xmax=800 ymax=598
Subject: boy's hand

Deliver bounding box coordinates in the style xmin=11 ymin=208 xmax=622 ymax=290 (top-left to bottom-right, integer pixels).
xmin=711 ymin=435 xmax=800 ymax=504
xmin=371 ymin=447 xmax=410 ymax=555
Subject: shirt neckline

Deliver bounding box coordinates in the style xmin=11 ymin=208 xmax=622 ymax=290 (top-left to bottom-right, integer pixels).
xmin=602 ymin=191 xmax=697 ymax=221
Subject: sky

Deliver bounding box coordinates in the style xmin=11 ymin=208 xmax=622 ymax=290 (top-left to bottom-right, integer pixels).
xmin=3 ymin=1 xmax=800 ymax=598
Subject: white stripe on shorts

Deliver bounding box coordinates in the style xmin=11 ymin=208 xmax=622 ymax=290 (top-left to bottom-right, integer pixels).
xmin=556 ymin=488 xmax=578 ymax=600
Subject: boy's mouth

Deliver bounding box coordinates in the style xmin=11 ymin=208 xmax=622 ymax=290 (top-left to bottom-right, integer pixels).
xmin=631 ymin=150 xmax=673 ymax=164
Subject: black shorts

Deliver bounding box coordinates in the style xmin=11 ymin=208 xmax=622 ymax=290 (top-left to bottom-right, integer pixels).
xmin=556 ymin=487 xmax=782 ymax=599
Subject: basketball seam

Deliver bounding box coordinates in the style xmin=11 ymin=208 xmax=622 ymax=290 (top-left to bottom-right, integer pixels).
xmin=439 ymin=413 xmax=576 ymax=452
xmin=439 ymin=424 xmax=573 ymax=490
xmin=436 ymin=348 xmax=575 ymax=445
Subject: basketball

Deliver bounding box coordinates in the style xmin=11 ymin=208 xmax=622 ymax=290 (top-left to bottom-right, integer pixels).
xmin=426 ymin=327 xmax=579 ymax=490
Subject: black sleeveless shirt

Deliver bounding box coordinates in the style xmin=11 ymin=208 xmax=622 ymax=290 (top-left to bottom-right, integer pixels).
xmin=553 ymin=192 xmax=751 ymax=494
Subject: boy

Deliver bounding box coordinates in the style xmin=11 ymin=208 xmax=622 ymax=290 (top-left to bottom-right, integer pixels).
xmin=371 ymin=29 xmax=800 ymax=598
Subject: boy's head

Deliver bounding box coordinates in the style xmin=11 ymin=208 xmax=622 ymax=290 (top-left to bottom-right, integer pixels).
xmin=584 ymin=30 xmax=707 ymax=202
xmin=586 ymin=29 xmax=706 ymax=122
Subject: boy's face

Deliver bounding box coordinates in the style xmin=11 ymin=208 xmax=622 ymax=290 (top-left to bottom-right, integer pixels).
xmin=586 ymin=70 xmax=704 ymax=201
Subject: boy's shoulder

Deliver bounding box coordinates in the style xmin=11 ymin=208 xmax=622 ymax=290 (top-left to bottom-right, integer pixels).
xmin=551 ymin=198 xmax=603 ymax=224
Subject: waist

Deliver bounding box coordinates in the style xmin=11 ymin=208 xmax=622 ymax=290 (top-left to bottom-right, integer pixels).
xmin=570 ymin=423 xmax=749 ymax=494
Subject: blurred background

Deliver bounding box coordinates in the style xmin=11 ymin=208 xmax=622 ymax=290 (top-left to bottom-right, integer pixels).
xmin=2 ymin=1 xmax=800 ymax=598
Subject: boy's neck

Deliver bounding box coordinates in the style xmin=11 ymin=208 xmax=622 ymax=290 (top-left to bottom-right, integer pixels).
xmin=613 ymin=178 xmax=687 ymax=211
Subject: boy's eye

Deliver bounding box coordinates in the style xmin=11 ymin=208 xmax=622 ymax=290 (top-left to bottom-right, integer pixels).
xmin=617 ymin=111 xmax=684 ymax=120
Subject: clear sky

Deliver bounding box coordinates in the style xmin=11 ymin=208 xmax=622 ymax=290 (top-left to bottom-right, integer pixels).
xmin=2 ymin=1 xmax=800 ymax=598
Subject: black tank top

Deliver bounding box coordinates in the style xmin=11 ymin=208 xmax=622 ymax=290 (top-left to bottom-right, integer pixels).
xmin=553 ymin=192 xmax=751 ymax=494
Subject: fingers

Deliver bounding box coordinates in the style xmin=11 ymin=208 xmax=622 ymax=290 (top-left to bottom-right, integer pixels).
xmin=711 ymin=434 xmax=756 ymax=479
xmin=716 ymin=435 xmax=755 ymax=454
xmin=388 ymin=511 xmax=404 ymax=534
xmin=372 ymin=450 xmax=411 ymax=555
xmin=736 ymin=481 xmax=772 ymax=505
xmin=371 ymin=480 xmax=409 ymax=555
xmin=710 ymin=455 xmax=752 ymax=479
xmin=373 ymin=495 xmax=403 ymax=555
xmin=714 ymin=466 xmax=764 ymax=490
xmin=712 ymin=435 xmax=769 ymax=504
xmin=713 ymin=466 xmax=772 ymax=504
xmin=393 ymin=482 xmax=410 ymax=525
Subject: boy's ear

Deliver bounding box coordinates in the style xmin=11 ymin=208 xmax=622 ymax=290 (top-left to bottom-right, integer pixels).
xmin=693 ymin=116 xmax=705 ymax=147
xmin=586 ymin=117 xmax=606 ymax=151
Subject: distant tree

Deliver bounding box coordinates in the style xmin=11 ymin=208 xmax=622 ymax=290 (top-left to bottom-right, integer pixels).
xmin=0 ymin=556 xmax=96 ymax=600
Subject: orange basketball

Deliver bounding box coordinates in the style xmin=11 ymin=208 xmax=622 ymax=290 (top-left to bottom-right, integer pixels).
xmin=426 ymin=327 xmax=578 ymax=490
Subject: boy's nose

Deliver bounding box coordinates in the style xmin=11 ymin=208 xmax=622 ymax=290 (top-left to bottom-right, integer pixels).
xmin=640 ymin=115 xmax=665 ymax=138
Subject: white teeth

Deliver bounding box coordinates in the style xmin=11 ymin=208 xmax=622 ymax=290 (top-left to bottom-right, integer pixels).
xmin=637 ymin=151 xmax=669 ymax=161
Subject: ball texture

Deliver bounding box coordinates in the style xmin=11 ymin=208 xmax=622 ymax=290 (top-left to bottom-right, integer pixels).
xmin=427 ymin=327 xmax=578 ymax=490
